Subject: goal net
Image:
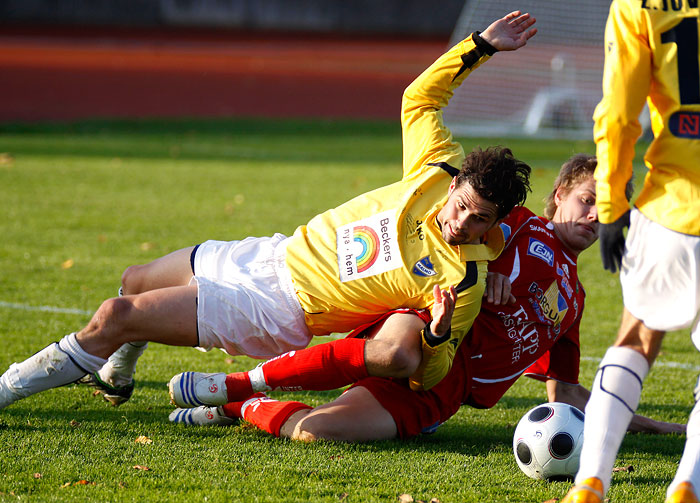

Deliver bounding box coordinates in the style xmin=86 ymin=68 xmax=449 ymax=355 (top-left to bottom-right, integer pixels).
xmin=445 ymin=0 xmax=614 ymax=140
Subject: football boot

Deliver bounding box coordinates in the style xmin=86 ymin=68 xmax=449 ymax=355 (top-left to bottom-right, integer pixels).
xmin=169 ymin=406 xmax=237 ymax=426
xmin=168 ymin=372 xmax=228 ymax=407
xmin=77 ymin=372 xmax=134 ymax=406
xmin=560 ymin=477 xmax=604 ymax=503
xmin=666 ymin=482 xmax=699 ymax=503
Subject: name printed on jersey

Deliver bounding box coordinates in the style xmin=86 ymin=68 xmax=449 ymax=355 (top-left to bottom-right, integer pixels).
xmin=527 ymin=237 xmax=554 ymax=266
xmin=499 ymin=306 xmax=540 ymax=364
xmin=336 ymin=209 xmax=402 ymax=282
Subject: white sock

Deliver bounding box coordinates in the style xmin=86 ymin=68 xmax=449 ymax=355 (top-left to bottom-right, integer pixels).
xmin=576 ymin=346 xmax=649 ymax=493
xmin=0 ymin=333 xmax=106 ymax=409
xmin=97 ymin=341 xmax=148 ymax=387
xmin=58 ymin=333 xmax=108 ymax=373
xmin=667 ymin=379 xmax=700 ymax=497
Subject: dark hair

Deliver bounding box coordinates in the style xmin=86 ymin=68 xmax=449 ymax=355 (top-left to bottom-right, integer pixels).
xmin=543 ymin=154 xmax=634 ymax=219
xmin=455 ymin=146 xmax=532 ymax=220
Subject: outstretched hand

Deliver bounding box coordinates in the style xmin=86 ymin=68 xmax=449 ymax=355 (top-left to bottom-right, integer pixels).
xmin=481 ymin=10 xmax=537 ymax=51
xmin=430 ymin=284 xmax=457 ymax=338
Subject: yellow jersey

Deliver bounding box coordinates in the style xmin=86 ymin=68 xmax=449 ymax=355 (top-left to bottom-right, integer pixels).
xmin=594 ymin=0 xmax=700 ymax=235
xmin=285 ymin=33 xmax=503 ymax=389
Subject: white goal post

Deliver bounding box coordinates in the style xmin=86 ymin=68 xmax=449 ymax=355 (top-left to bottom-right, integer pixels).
xmin=445 ymin=0 xmax=618 ymax=140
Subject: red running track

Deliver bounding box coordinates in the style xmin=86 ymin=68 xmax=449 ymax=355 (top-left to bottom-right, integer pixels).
xmin=0 ymin=27 xmax=448 ymax=122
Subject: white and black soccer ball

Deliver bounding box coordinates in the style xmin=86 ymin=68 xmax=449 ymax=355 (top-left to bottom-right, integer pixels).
xmin=513 ymin=402 xmax=585 ymax=481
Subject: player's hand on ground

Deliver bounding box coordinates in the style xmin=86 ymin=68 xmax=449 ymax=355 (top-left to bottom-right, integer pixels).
xmin=481 ymin=11 xmax=537 ymax=52
xmin=484 ymin=272 xmax=516 ymax=305
xmin=599 ymin=210 xmax=630 ymax=273
xmin=430 ymin=284 xmax=457 ymax=337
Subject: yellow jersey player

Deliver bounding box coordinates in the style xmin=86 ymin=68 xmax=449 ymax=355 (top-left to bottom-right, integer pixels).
xmin=0 ymin=11 xmax=535 ymax=412
xmin=561 ymin=1 xmax=700 ymax=503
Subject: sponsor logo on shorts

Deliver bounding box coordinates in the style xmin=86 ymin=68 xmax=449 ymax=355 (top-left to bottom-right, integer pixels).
xmin=337 ymin=210 xmax=402 ymax=282
xmin=527 ymin=238 xmax=554 ymax=266
xmin=412 ymin=256 xmax=437 ymax=277
xmin=670 ymin=111 xmax=700 ymax=139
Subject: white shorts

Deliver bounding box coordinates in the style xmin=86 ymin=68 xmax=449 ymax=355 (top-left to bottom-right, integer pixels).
xmin=190 ymin=234 xmax=312 ymax=359
xmin=621 ymin=209 xmax=700 ymax=348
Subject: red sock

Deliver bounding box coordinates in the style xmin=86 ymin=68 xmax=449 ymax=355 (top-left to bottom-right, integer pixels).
xmin=222 ymin=394 xmax=311 ymax=437
xmin=255 ymin=338 xmax=368 ymax=394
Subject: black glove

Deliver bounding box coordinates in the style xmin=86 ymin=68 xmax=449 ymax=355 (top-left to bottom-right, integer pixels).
xmin=598 ymin=210 xmax=630 ymax=273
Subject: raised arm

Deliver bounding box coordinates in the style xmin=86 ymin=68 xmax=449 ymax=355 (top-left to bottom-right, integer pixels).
xmin=400 ymin=11 xmax=536 ymax=179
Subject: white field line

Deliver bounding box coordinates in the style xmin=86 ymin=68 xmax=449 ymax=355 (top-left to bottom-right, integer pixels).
xmin=581 ymin=355 xmax=700 ymax=372
xmin=1 ymin=301 xmax=699 ymax=372
xmin=0 ymin=301 xmax=92 ymax=317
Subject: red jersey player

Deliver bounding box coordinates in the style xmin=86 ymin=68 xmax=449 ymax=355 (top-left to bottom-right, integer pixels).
xmin=168 ymin=154 xmax=684 ymax=440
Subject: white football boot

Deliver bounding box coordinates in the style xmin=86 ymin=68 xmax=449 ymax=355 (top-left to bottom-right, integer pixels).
xmin=168 ymin=372 xmax=228 ymax=408
xmin=169 ymin=406 xmax=237 ymax=426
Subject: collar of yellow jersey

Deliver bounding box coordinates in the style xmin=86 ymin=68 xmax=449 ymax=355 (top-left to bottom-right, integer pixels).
xmin=457 ymin=225 xmax=505 ymax=262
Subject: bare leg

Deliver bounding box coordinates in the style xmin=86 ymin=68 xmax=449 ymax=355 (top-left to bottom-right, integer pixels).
xmin=77 ymin=285 xmax=199 ymax=358
xmin=364 ymin=312 xmax=424 ymax=377
xmin=282 ymin=386 xmax=398 ymax=442
xmin=121 ymin=247 xmax=196 ymax=295
xmin=0 ymin=285 xmax=200 ymax=409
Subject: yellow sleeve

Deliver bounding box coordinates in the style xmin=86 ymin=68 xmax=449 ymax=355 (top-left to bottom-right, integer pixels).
xmin=593 ymin=0 xmax=651 ymax=224
xmin=408 ymin=262 xmax=486 ymax=391
xmin=401 ymin=32 xmax=497 ymax=180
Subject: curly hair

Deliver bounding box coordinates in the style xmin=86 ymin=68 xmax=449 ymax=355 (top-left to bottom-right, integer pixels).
xmin=455 ymin=146 xmax=532 ymax=220
xmin=542 ymin=154 xmax=634 ymax=220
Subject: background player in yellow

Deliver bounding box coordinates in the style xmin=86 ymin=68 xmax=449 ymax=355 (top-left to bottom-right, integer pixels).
xmin=560 ymin=1 xmax=700 ymax=503
xmin=0 ymin=12 xmax=535 ymax=412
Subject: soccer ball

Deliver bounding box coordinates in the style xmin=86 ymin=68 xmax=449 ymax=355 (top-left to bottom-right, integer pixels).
xmin=513 ymin=402 xmax=585 ymax=481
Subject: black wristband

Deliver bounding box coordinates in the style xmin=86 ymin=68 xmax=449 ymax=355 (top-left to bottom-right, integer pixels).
xmin=422 ymin=321 xmax=452 ymax=348
xmin=472 ymin=31 xmax=498 ymax=56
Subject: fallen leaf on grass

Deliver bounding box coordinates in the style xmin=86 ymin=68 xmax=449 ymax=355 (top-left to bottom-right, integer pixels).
xmin=140 ymin=242 xmax=155 ymax=251
xmin=61 ymin=259 xmax=74 ymax=270
xmin=134 ymin=435 xmax=152 ymax=445
xmin=398 ymin=494 xmax=414 ymax=503
xmin=33 ymin=473 xmax=42 ymax=479
xmin=339 ymin=493 xmax=348 ymax=502
xmin=612 ymin=465 xmax=634 ymax=473
xmin=69 ymin=420 xmax=80 ymax=428
xmin=132 ymin=465 xmax=151 ymax=471
xmin=0 ymin=153 xmax=14 ymax=167
xmin=60 ymin=480 xmax=95 ymax=488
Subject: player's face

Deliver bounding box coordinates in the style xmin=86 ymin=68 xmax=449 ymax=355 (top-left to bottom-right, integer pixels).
xmin=437 ymin=178 xmax=500 ymax=246
xmin=551 ymin=177 xmax=598 ymax=256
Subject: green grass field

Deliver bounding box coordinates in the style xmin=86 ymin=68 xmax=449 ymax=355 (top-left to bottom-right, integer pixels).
xmin=0 ymin=118 xmax=696 ymax=502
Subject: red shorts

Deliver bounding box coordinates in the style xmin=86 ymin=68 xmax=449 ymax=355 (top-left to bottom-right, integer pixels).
xmin=347 ymin=308 xmax=472 ymax=439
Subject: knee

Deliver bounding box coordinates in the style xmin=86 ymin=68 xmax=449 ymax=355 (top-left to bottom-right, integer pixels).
xmin=367 ymin=341 xmax=421 ymax=378
xmin=294 ymin=416 xmax=342 ymax=442
xmin=121 ymin=264 xmax=146 ymax=295
xmin=87 ymin=296 xmax=133 ymax=339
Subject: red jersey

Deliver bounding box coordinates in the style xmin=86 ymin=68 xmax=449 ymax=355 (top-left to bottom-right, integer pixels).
xmin=461 ymin=205 xmax=583 ymax=408
xmin=354 ymin=206 xmax=586 ymax=437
